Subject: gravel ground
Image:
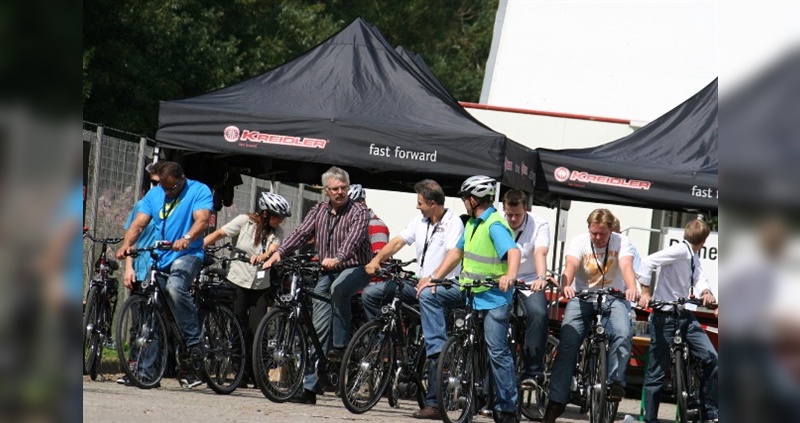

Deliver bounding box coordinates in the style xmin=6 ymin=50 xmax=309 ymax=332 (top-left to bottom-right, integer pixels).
xmin=84 ymin=373 xmax=675 ymax=422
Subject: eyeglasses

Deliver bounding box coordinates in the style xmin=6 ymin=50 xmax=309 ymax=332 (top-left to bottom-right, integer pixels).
xmin=161 ymin=178 xmax=183 ymax=193
xmin=326 ymin=185 xmax=349 ymax=193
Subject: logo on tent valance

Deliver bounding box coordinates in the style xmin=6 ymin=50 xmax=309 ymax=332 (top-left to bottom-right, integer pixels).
xmin=223 ymin=126 xmax=329 ymax=149
xmin=554 ymin=166 xmax=651 ymax=190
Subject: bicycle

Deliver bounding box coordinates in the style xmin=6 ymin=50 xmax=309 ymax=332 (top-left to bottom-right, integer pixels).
xmin=82 ymin=228 xmax=123 ymax=380
xmin=115 ymin=242 xmax=246 ymax=393
xmin=433 ymin=277 xmax=525 ymax=423
xmin=194 ymin=242 xmax=251 ymax=394
xmin=564 ymin=287 xmax=628 ymax=423
xmin=338 ymin=258 xmax=427 ymax=414
xmin=648 ymin=297 xmax=716 ymax=423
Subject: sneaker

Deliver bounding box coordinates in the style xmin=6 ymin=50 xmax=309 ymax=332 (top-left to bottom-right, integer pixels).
xmin=607 ymin=382 xmax=626 ymax=401
xmin=288 ymin=389 xmax=317 ymax=404
xmin=116 ymin=375 xmax=133 ymax=386
xmin=179 ymin=372 xmax=204 ymax=389
xmin=703 ymin=410 xmax=719 ymax=422
xmin=326 ymin=347 xmax=345 ymax=362
xmin=412 ymin=406 xmax=442 ymax=419
xmin=520 ymin=373 xmax=544 ymax=389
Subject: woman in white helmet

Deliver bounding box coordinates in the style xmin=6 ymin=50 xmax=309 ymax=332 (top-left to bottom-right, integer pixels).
xmin=202 ymin=191 xmax=291 ymax=387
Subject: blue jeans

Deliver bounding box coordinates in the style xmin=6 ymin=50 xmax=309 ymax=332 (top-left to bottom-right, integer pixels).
xmin=158 ymin=255 xmax=203 ymax=347
xmin=361 ymin=280 xmax=418 ymax=321
xmin=483 ymin=304 xmax=519 ymax=413
xmin=418 ymin=285 xmax=466 ymax=406
xmin=303 ymin=266 xmax=369 ymax=391
xmin=548 ymin=296 xmax=632 ymax=404
xmin=521 ymin=290 xmax=549 ymax=379
xmin=643 ymin=311 xmax=718 ymax=423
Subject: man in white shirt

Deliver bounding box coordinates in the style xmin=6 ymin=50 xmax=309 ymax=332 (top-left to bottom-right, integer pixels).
xmin=363 ymin=179 xmax=464 ymax=420
xmin=544 ymin=208 xmax=639 ymax=423
xmin=611 ymin=217 xmax=650 ymax=286
xmin=502 ymin=190 xmax=552 ymax=389
xmin=638 ymin=219 xmax=718 ymax=423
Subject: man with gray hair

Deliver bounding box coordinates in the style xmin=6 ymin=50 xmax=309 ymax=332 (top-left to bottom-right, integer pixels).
xmin=263 ymin=166 xmax=371 ymax=404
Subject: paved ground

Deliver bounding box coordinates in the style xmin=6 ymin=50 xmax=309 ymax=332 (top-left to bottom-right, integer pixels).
xmin=84 ymin=373 xmax=675 ymax=422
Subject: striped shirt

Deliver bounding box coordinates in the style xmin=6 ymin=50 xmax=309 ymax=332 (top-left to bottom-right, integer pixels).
xmin=368 ymin=209 xmax=389 ymax=254
xmin=278 ymin=200 xmax=372 ymax=269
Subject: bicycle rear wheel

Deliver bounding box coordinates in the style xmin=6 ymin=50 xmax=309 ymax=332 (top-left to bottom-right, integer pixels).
xmin=437 ymin=334 xmax=474 ymax=423
xmin=83 ymin=286 xmax=102 ymax=379
xmin=588 ymin=341 xmax=608 ymax=423
xmin=340 ymin=319 xmax=394 ymax=414
xmin=520 ymin=334 xmax=559 ymax=421
xmin=200 ymin=305 xmax=246 ymax=394
xmin=252 ymin=308 xmax=307 ymax=402
xmin=115 ymin=294 xmax=168 ymax=389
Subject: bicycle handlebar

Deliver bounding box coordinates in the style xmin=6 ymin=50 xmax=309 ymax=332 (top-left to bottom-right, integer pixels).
xmin=204 ymin=243 xmax=251 ymax=263
xmin=126 ymin=241 xmax=172 ymax=257
xmin=649 ymin=297 xmax=717 ymax=310
xmin=374 ymin=258 xmax=417 ymax=278
xmin=83 ymin=228 xmax=124 ymax=245
xmin=272 ymin=253 xmax=320 ymax=273
xmin=574 ymin=287 xmax=627 ymax=301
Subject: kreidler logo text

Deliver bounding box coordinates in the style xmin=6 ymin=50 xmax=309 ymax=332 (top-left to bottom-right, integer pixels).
xmin=554 ymin=167 xmax=651 ymax=190
xmin=223 ymin=127 xmax=329 ymax=149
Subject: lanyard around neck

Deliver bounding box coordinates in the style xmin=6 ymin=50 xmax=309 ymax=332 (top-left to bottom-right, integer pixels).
xmin=160 ymin=193 xmax=181 ymax=240
xmin=684 ymin=240 xmax=696 ymax=293
xmin=514 ymin=214 xmax=529 ymax=243
xmin=591 ymin=241 xmax=610 ymax=285
xmin=419 ymin=209 xmax=446 ymax=270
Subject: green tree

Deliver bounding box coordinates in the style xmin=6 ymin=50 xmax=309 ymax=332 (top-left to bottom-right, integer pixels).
xmin=83 ymin=0 xmax=498 ymax=136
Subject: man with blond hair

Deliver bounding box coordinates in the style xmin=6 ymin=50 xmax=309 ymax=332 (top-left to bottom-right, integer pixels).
xmin=544 ymin=208 xmax=639 ymax=423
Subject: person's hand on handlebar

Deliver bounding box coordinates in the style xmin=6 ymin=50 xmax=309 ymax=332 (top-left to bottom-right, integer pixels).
xmin=365 ymin=259 xmax=381 ymax=276
xmin=638 ymin=292 xmax=651 ymax=309
xmin=498 ymin=274 xmax=516 ymax=292
xmin=116 ymin=245 xmax=132 ymax=261
xmin=625 ymin=287 xmax=639 ymax=302
xmin=700 ymin=290 xmax=716 ymax=307
xmin=262 ymin=251 xmax=281 ymax=269
xmin=530 ymin=275 xmax=551 ymax=292
xmin=562 ymin=284 xmax=576 ymax=299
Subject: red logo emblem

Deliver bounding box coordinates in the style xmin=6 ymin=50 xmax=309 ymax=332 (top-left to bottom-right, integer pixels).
xmin=224 ymin=126 xmax=240 ymax=142
xmin=554 ymin=167 xmax=570 ymax=182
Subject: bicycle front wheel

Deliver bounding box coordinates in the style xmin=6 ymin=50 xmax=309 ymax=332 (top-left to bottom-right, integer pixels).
xmin=83 ymin=286 xmax=102 ymax=379
xmin=200 ymin=305 xmax=246 ymax=394
xmin=437 ymin=334 xmax=474 ymax=423
xmin=674 ymin=350 xmax=700 ymax=423
xmin=115 ymin=294 xmax=168 ymax=389
xmin=252 ymin=308 xmax=307 ymax=402
xmin=339 ymin=319 xmax=394 ymax=414
xmin=588 ymin=340 xmax=608 ymax=423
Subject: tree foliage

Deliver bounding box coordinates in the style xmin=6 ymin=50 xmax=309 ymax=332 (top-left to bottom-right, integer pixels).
xmin=83 ymin=0 xmax=498 ymax=136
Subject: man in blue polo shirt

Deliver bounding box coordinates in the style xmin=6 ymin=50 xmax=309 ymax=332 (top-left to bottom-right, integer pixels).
xmin=117 ymin=161 xmax=212 ymax=388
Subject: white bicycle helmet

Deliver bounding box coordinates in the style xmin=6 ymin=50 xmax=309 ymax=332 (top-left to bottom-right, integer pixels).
xmin=258 ymin=192 xmax=292 ymax=217
xmin=459 ymin=175 xmax=496 ymax=198
xmin=348 ymin=184 xmax=366 ymax=201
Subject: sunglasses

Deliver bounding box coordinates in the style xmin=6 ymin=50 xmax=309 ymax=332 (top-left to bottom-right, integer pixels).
xmin=150 ymin=179 xmax=160 ymax=187
xmin=161 ymin=178 xmax=183 ymax=192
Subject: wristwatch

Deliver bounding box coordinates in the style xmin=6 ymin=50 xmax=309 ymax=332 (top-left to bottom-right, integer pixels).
xmin=183 ymin=234 xmax=192 ymax=241
xmin=536 ymin=274 xmax=546 ymax=280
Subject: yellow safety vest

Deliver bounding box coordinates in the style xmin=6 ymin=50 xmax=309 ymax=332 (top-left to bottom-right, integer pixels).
xmin=460 ymin=211 xmax=512 ymax=294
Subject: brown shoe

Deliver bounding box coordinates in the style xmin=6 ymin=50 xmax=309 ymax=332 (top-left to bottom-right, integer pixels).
xmin=412 ymin=406 xmax=442 ymax=420
xmin=543 ymin=401 xmax=566 ymax=423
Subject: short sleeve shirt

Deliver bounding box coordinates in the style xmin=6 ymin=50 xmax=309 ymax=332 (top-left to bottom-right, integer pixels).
xmin=139 ymin=179 xmax=213 ymax=268
xmin=565 ymin=232 xmax=633 ymax=291
xmin=398 ymin=209 xmax=463 ymax=278
xmin=221 ymin=214 xmax=283 ymax=289
xmin=513 ymin=212 xmax=551 ymax=282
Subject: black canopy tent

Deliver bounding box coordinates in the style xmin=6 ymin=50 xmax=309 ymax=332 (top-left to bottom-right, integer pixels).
xmin=534 ymin=79 xmax=718 ymax=213
xmin=156 ymin=17 xmax=536 ymax=195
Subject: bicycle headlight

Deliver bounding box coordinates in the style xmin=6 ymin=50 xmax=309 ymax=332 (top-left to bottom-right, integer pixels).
xmin=595 ymin=325 xmax=605 ymax=335
xmin=673 ymin=335 xmax=683 ymax=345
xmin=280 ymin=294 xmax=293 ymax=303
xmin=381 ymin=305 xmax=392 ymax=314
xmin=455 ymin=317 xmax=465 ymax=328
